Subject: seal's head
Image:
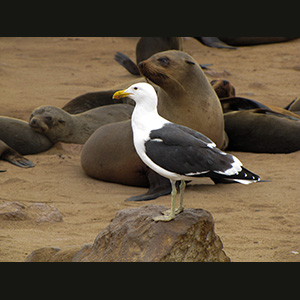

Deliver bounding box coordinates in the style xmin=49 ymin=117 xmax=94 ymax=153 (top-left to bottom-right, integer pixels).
xmin=138 ymin=50 xmax=199 ymax=95
xmin=29 ymin=106 xmax=72 ymax=143
xmin=210 ymin=80 xmax=236 ymax=99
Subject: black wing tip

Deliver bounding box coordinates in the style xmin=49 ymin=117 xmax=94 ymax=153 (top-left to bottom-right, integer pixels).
xmin=207 ymin=167 xmax=261 ymax=184
xmin=241 ymin=167 xmax=261 ymax=181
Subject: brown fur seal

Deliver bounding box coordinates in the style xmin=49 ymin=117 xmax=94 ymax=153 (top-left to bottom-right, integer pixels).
xmin=211 ymin=79 xmax=300 ymax=119
xmin=115 ymin=37 xmax=183 ymax=75
xmin=210 ymin=80 xmax=236 ymax=99
xmin=0 ymin=116 xmax=53 ymax=167
xmin=195 ymin=37 xmax=298 ymax=49
xmin=81 ymin=50 xmax=227 ymax=201
xmin=218 ymin=37 xmax=298 ymax=46
xmin=29 ymin=104 xmax=133 ymax=144
xmin=225 ymin=109 xmax=300 ymax=153
xmin=82 ymin=120 xmax=149 ymax=187
xmin=139 ymin=51 xmax=227 ymax=148
xmin=194 ymin=37 xmax=237 ymax=50
xmin=62 ymin=89 xmax=134 ymax=114
xmin=220 ymin=96 xmax=300 ymax=120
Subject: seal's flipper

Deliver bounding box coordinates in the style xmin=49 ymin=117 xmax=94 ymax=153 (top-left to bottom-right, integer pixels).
xmin=200 ymin=64 xmax=213 ymax=70
xmin=284 ymin=97 xmax=300 ymax=112
xmin=125 ymin=169 xmax=172 ymax=202
xmin=2 ymin=148 xmax=35 ymax=168
xmin=114 ymin=52 xmax=140 ymax=76
xmin=194 ymin=37 xmax=237 ymax=50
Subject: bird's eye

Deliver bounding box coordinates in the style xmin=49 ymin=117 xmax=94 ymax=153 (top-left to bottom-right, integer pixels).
xmin=133 ymin=87 xmax=138 ymax=90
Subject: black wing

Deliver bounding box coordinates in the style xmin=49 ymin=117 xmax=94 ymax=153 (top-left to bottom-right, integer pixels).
xmin=145 ymin=123 xmax=236 ymax=176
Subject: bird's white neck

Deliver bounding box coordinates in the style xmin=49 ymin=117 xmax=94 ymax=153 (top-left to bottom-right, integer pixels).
xmin=131 ymin=102 xmax=169 ymax=141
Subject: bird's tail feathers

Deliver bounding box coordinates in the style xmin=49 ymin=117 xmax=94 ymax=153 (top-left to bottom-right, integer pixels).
xmin=230 ymin=167 xmax=260 ymax=184
xmin=210 ymin=167 xmax=260 ymax=185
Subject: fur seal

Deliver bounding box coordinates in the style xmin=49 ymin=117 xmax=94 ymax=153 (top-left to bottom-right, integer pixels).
xmin=210 ymin=79 xmax=300 ymax=118
xmin=115 ymin=37 xmax=211 ymax=76
xmin=82 ymin=120 xmax=149 ymax=187
xmin=218 ymin=37 xmax=298 ymax=46
xmin=219 ymin=96 xmax=300 ymax=120
xmin=0 ymin=116 xmax=53 ymax=167
xmin=81 ymin=50 xmax=227 ymax=201
xmin=115 ymin=37 xmax=183 ymax=75
xmin=220 ymin=97 xmax=269 ymax=113
xmin=194 ymin=37 xmax=237 ymax=50
xmin=29 ymin=104 xmax=133 ymax=144
xmin=62 ymin=89 xmax=134 ymax=114
xmin=210 ymin=80 xmax=236 ymax=99
xmin=139 ymin=51 xmax=227 ymax=148
xmin=195 ymin=37 xmax=298 ymax=49
xmin=225 ymin=109 xmax=300 ymax=153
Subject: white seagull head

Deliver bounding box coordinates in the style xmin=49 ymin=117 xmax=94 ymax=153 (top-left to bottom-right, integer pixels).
xmin=113 ymin=83 xmax=158 ymax=107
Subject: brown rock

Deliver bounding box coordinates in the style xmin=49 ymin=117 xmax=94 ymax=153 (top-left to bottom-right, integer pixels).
xmin=26 ymin=203 xmax=63 ymax=223
xmin=0 ymin=202 xmax=28 ymax=221
xmin=25 ymin=205 xmax=230 ymax=262
xmin=24 ymin=247 xmax=61 ymax=262
xmin=0 ymin=201 xmax=63 ymax=223
xmin=25 ymin=244 xmax=93 ymax=262
xmin=75 ymin=205 xmax=230 ymax=262
xmin=50 ymin=246 xmax=84 ymax=262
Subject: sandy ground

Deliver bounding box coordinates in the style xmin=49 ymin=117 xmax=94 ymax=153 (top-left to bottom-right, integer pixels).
xmin=0 ymin=37 xmax=299 ymax=262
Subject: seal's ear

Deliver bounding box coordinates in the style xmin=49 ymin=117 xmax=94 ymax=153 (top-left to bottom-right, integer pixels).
xmin=185 ymin=60 xmax=195 ymax=65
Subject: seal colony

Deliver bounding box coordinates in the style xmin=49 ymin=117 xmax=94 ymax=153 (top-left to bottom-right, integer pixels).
xmin=113 ymin=83 xmax=260 ymax=221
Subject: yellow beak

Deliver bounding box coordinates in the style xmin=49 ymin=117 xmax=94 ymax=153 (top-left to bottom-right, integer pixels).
xmin=112 ymin=89 xmax=132 ymax=100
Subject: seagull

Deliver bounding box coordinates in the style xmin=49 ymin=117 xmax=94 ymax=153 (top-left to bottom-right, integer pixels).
xmin=113 ymin=83 xmax=260 ymax=222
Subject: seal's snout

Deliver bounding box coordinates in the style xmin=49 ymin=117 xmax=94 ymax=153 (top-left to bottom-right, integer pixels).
xmin=30 ymin=118 xmax=37 ymax=126
xmin=29 ymin=117 xmax=49 ymax=133
xmin=29 ymin=117 xmax=41 ymax=129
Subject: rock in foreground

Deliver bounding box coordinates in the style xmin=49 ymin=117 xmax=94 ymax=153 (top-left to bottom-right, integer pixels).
xmin=26 ymin=205 xmax=230 ymax=262
xmin=0 ymin=201 xmax=63 ymax=223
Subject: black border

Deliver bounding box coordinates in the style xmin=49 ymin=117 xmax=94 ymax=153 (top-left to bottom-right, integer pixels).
xmin=1 ymin=4 xmax=297 ymax=37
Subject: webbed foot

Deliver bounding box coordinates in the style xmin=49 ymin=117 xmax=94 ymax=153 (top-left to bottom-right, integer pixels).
xmin=162 ymin=207 xmax=184 ymax=216
xmin=153 ymin=213 xmax=175 ymax=222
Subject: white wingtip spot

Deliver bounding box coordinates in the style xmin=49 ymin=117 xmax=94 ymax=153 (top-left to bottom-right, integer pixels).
xmin=207 ymin=142 xmax=216 ymax=149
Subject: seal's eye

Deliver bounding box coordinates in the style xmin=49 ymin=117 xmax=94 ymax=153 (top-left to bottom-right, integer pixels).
xmin=158 ymin=56 xmax=170 ymax=66
xmin=185 ymin=60 xmax=195 ymax=65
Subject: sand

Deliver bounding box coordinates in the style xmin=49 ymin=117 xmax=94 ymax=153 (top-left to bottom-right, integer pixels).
xmin=0 ymin=37 xmax=299 ymax=262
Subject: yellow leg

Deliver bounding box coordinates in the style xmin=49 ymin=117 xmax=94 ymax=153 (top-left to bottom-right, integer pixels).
xmin=153 ymin=180 xmax=177 ymax=222
xmin=161 ymin=181 xmax=185 ymax=216
xmin=177 ymin=180 xmax=186 ymax=214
